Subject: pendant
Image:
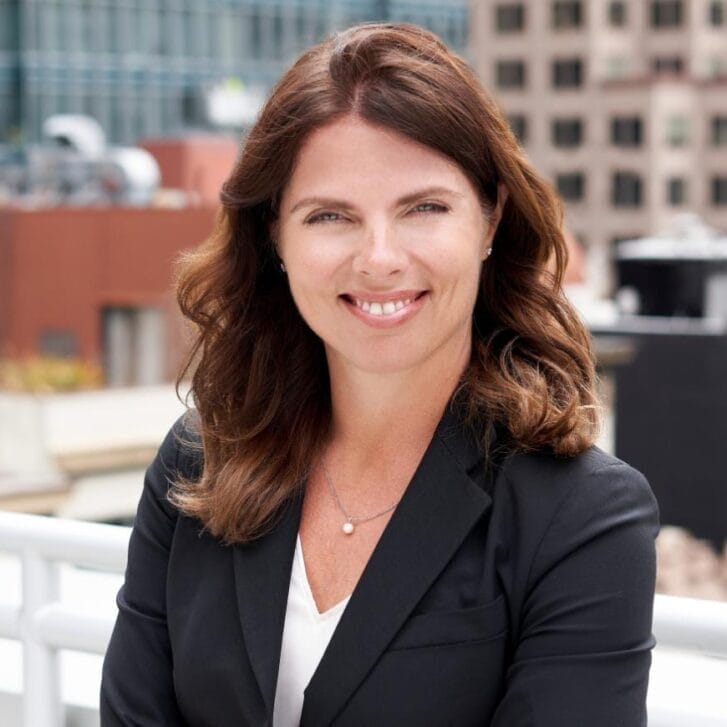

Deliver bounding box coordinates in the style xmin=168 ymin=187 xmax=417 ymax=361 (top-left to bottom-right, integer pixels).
xmin=342 ymin=521 xmax=354 ymax=535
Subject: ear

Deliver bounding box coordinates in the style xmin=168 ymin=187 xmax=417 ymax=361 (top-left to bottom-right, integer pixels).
xmin=491 ymin=183 xmax=508 ymax=227
xmin=268 ymin=220 xmax=282 ymax=261
xmin=481 ymin=183 xmax=509 ymax=259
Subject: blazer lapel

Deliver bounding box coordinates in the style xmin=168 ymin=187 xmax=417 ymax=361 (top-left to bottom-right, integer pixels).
xmin=232 ymin=488 xmax=303 ymax=721
xmin=301 ymin=402 xmax=494 ymax=726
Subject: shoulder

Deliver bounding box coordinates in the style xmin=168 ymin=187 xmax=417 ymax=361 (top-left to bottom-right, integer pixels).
xmin=487 ymin=445 xmax=659 ymax=615
xmin=147 ymin=410 xmax=204 ymax=498
xmin=491 ymin=444 xmax=659 ymax=552
xmin=498 ymin=444 xmax=653 ymax=509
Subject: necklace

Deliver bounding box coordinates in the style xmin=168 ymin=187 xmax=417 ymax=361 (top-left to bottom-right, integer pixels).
xmin=320 ymin=458 xmax=402 ymax=535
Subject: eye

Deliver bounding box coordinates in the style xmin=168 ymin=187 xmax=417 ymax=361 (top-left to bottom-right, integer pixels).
xmin=411 ymin=202 xmax=449 ymax=215
xmin=304 ymin=211 xmax=345 ymax=225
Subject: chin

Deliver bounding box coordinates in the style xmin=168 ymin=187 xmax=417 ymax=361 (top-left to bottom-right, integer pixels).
xmin=340 ymin=343 xmax=429 ymax=375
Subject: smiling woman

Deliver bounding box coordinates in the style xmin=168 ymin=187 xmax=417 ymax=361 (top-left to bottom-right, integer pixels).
xmin=100 ymin=22 xmax=659 ymax=727
xmin=275 ymin=116 xmax=503 ymax=372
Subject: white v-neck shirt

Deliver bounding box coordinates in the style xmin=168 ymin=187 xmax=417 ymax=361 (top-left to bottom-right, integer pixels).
xmin=272 ymin=534 xmax=352 ymax=727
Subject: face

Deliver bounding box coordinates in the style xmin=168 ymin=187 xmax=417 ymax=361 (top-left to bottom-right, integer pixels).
xmin=276 ymin=115 xmax=506 ymax=376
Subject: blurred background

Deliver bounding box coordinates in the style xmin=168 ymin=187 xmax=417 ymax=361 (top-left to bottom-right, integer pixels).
xmin=0 ymin=0 xmax=726 ymax=725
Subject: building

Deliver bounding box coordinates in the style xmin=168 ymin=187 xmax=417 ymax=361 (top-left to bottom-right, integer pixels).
xmin=470 ymin=0 xmax=727 ymax=292
xmin=0 ymin=0 xmax=468 ymax=147
xmin=0 ymin=204 xmax=216 ymax=385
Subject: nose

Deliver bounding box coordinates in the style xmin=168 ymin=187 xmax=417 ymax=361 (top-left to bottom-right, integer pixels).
xmin=352 ymin=224 xmax=408 ymax=278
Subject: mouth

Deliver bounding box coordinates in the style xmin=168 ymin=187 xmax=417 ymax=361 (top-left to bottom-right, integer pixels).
xmin=338 ymin=290 xmax=429 ymax=327
xmin=339 ymin=290 xmax=428 ymax=316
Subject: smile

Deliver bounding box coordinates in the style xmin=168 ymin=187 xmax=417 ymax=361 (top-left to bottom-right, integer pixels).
xmin=339 ymin=290 xmax=428 ymax=327
xmin=353 ymin=295 xmax=413 ymax=316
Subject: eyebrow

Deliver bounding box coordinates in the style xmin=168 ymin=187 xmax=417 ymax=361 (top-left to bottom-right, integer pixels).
xmin=288 ymin=186 xmax=465 ymax=215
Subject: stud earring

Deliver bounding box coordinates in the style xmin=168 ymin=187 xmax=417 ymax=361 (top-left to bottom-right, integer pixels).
xmin=271 ymin=238 xmax=286 ymax=273
xmin=484 ymin=247 xmax=493 ymax=259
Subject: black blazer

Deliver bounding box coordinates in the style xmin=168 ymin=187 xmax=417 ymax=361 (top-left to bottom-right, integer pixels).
xmin=100 ymin=403 xmax=659 ymax=726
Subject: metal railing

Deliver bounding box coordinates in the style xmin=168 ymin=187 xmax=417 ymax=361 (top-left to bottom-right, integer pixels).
xmin=0 ymin=510 xmax=726 ymax=726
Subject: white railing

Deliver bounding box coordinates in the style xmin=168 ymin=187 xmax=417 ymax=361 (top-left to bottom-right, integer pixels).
xmin=0 ymin=511 xmax=129 ymax=727
xmin=0 ymin=511 xmax=726 ymax=726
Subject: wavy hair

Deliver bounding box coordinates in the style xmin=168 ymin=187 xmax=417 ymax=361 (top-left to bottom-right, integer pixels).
xmin=169 ymin=22 xmax=600 ymax=544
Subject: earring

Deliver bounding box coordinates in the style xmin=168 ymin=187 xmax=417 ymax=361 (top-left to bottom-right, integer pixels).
xmin=484 ymin=247 xmax=493 ymax=259
xmin=271 ymin=238 xmax=286 ymax=273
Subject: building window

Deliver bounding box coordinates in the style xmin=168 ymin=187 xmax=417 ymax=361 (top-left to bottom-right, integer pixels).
xmin=666 ymin=115 xmax=689 ymax=146
xmin=496 ymin=60 xmax=526 ymax=88
xmin=552 ymin=1 xmax=583 ymax=28
xmin=496 ymin=3 xmax=525 ymax=32
xmin=552 ymin=58 xmax=583 ymax=88
xmin=712 ymin=176 xmax=727 ymax=205
xmin=102 ymin=306 xmax=166 ymax=386
xmin=507 ymin=114 xmax=528 ymax=143
xmin=709 ymin=1 xmax=724 ymax=25
xmin=650 ymin=1 xmax=683 ymax=27
xmin=667 ymin=177 xmax=686 ymax=205
xmin=611 ymin=116 xmax=643 ymax=146
xmin=609 ymin=1 xmax=627 ymax=26
xmin=712 ymin=116 xmax=727 ymax=145
xmin=612 ymin=172 xmax=643 ymax=207
xmin=39 ymin=330 xmax=79 ymax=357
xmin=557 ymin=172 xmax=586 ymax=201
xmin=708 ymin=57 xmax=727 ymax=77
xmin=652 ymin=56 xmax=684 ymax=74
xmin=552 ymin=117 xmax=584 ymax=147
xmin=606 ymin=56 xmax=629 ymax=78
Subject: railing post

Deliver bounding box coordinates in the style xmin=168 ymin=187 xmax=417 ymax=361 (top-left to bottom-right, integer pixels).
xmin=22 ymin=548 xmax=62 ymax=727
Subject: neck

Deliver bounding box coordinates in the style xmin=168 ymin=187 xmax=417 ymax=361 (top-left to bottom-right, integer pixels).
xmin=324 ymin=329 xmax=472 ymax=465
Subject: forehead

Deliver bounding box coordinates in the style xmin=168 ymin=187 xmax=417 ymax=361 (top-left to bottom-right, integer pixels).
xmin=281 ymin=116 xmax=475 ymax=207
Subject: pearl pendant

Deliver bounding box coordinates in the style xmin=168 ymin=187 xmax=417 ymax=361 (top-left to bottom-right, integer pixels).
xmin=342 ymin=521 xmax=354 ymax=535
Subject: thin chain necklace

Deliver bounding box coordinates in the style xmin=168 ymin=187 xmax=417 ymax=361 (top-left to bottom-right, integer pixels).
xmin=320 ymin=457 xmax=402 ymax=535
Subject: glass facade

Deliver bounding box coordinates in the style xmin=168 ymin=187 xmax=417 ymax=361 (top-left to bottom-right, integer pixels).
xmin=0 ymin=0 xmax=468 ymax=145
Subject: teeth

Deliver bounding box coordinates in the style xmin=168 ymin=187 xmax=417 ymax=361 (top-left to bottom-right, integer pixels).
xmin=350 ymin=294 xmax=421 ymax=316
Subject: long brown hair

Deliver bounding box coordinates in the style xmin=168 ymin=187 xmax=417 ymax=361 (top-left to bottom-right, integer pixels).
xmin=170 ymin=22 xmax=600 ymax=544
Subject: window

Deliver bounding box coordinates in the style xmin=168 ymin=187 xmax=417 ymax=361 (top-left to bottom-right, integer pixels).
xmin=102 ymin=307 xmax=166 ymax=386
xmin=712 ymin=176 xmax=727 ymax=205
xmin=609 ymin=1 xmax=627 ymax=26
xmin=650 ymin=1 xmax=683 ymax=27
xmin=666 ymin=115 xmax=689 ymax=146
xmin=496 ymin=60 xmax=526 ymax=88
xmin=39 ymin=330 xmax=79 ymax=357
xmin=712 ymin=116 xmax=727 ymax=145
xmin=709 ymin=1 xmax=724 ymax=25
xmin=496 ymin=3 xmax=525 ymax=32
xmin=652 ymin=56 xmax=684 ymax=74
xmin=611 ymin=116 xmax=643 ymax=146
xmin=552 ymin=1 xmax=583 ymax=28
xmin=552 ymin=118 xmax=584 ymax=147
xmin=552 ymin=58 xmax=583 ymax=87
xmin=556 ymin=172 xmax=586 ymax=201
xmin=507 ymin=114 xmax=528 ymax=143
xmin=667 ymin=177 xmax=686 ymax=205
xmin=708 ymin=57 xmax=727 ymax=77
xmin=612 ymin=172 xmax=643 ymax=206
xmin=606 ymin=56 xmax=629 ymax=78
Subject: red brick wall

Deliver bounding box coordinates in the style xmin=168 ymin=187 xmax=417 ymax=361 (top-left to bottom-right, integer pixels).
xmin=0 ymin=206 xmax=217 ymax=380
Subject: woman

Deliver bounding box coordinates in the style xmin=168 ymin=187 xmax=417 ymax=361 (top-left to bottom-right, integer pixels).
xmin=101 ymin=22 xmax=659 ymax=727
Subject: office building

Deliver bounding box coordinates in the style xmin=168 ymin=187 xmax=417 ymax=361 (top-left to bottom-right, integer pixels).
xmin=0 ymin=0 xmax=467 ymax=146
xmin=471 ymin=0 xmax=727 ymax=290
